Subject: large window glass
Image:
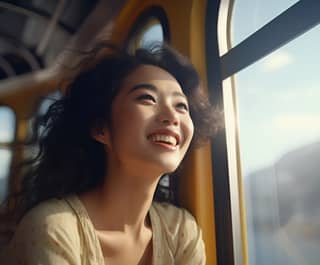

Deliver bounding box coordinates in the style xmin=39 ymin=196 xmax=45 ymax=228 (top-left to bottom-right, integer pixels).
xmin=0 ymin=106 xmax=15 ymax=202
xmin=234 ymin=22 xmax=320 ymax=265
xmin=232 ymin=0 xmax=300 ymax=48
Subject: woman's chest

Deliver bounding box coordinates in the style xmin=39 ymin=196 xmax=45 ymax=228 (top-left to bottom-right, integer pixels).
xmin=97 ymin=232 xmax=153 ymax=265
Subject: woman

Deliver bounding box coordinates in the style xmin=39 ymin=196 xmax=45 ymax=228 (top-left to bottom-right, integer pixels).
xmin=1 ymin=42 xmax=220 ymax=264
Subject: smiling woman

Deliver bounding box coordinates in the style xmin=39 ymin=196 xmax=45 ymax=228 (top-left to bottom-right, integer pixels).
xmin=104 ymin=65 xmax=194 ymax=175
xmin=0 ymin=42 xmax=220 ymax=265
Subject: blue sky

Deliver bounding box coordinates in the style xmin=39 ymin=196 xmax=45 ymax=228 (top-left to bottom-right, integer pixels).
xmin=232 ymin=0 xmax=320 ymax=175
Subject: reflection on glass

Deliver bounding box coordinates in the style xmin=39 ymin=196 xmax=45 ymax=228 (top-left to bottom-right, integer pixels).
xmin=235 ymin=25 xmax=320 ymax=265
xmin=0 ymin=149 xmax=12 ymax=202
xmin=0 ymin=106 xmax=15 ymax=143
xmin=139 ymin=22 xmax=163 ymax=48
xmin=232 ymin=0 xmax=299 ymax=47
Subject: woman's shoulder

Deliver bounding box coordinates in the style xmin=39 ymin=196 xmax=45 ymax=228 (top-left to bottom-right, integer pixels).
xmin=151 ymin=202 xmax=197 ymax=222
xmin=9 ymin=196 xmax=81 ymax=246
xmin=151 ymin=202 xmax=199 ymax=236
xmin=150 ymin=202 xmax=206 ymax=264
xmin=19 ymin=196 xmax=79 ymax=229
xmin=1 ymin=196 xmax=83 ymax=264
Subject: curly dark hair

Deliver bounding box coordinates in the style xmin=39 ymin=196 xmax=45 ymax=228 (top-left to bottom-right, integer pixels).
xmin=2 ymin=41 xmax=221 ymax=225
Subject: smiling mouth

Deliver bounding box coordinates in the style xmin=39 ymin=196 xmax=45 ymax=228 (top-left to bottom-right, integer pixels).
xmin=148 ymin=134 xmax=178 ymax=147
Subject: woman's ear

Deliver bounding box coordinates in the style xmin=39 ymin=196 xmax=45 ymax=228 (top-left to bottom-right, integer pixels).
xmin=91 ymin=126 xmax=111 ymax=146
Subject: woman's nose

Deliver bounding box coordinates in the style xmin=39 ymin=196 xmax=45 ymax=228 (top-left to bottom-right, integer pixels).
xmin=157 ymin=105 xmax=179 ymax=126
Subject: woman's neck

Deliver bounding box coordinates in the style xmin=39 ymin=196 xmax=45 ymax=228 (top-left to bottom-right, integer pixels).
xmin=80 ymin=165 xmax=161 ymax=238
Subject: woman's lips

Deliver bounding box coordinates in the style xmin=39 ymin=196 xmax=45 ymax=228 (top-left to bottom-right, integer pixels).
xmin=148 ymin=136 xmax=178 ymax=150
xmin=149 ymin=134 xmax=177 ymax=146
xmin=147 ymin=129 xmax=181 ymax=146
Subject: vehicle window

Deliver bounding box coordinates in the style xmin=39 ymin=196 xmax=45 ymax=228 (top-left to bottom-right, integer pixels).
xmin=231 ymin=0 xmax=300 ymax=49
xmin=138 ymin=21 xmax=164 ymax=48
xmin=0 ymin=106 xmax=15 ymax=143
xmin=128 ymin=17 xmax=165 ymax=52
xmin=235 ymin=24 xmax=320 ymax=265
xmin=0 ymin=106 xmax=15 ymax=202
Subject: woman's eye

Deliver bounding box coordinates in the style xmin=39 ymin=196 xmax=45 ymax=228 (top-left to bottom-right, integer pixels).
xmin=136 ymin=94 xmax=156 ymax=103
xmin=176 ymin=102 xmax=189 ymax=111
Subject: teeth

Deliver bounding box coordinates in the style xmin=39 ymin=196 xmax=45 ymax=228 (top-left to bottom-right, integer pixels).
xmin=150 ymin=134 xmax=177 ymax=146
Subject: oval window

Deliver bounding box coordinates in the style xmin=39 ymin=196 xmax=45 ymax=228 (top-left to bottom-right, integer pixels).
xmin=127 ymin=7 xmax=169 ymax=52
xmin=137 ymin=20 xmax=164 ymax=48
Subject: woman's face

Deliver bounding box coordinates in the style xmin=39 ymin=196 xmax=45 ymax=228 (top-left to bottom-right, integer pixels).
xmin=101 ymin=64 xmax=194 ymax=176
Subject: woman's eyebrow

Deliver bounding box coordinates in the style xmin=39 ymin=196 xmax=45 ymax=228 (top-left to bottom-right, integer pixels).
xmin=172 ymin=91 xmax=187 ymax=100
xmin=129 ymin=83 xmax=187 ymax=99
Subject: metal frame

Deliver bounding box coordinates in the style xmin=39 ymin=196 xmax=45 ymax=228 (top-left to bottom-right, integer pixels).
xmin=36 ymin=0 xmax=66 ymax=55
xmin=1 ymin=0 xmax=67 ymax=56
xmin=206 ymin=1 xmax=235 ymax=265
xmin=0 ymin=1 xmax=74 ymax=33
xmin=220 ymin=0 xmax=320 ymax=80
xmin=0 ymin=34 xmax=42 ymax=72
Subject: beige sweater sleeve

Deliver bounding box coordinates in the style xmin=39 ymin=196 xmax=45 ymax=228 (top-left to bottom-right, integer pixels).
xmin=1 ymin=199 xmax=82 ymax=265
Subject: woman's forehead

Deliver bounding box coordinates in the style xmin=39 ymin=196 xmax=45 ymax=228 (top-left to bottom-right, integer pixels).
xmin=122 ymin=64 xmax=181 ymax=89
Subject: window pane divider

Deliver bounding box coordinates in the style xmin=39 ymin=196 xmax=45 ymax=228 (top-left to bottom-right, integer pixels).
xmin=220 ymin=0 xmax=320 ymax=79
